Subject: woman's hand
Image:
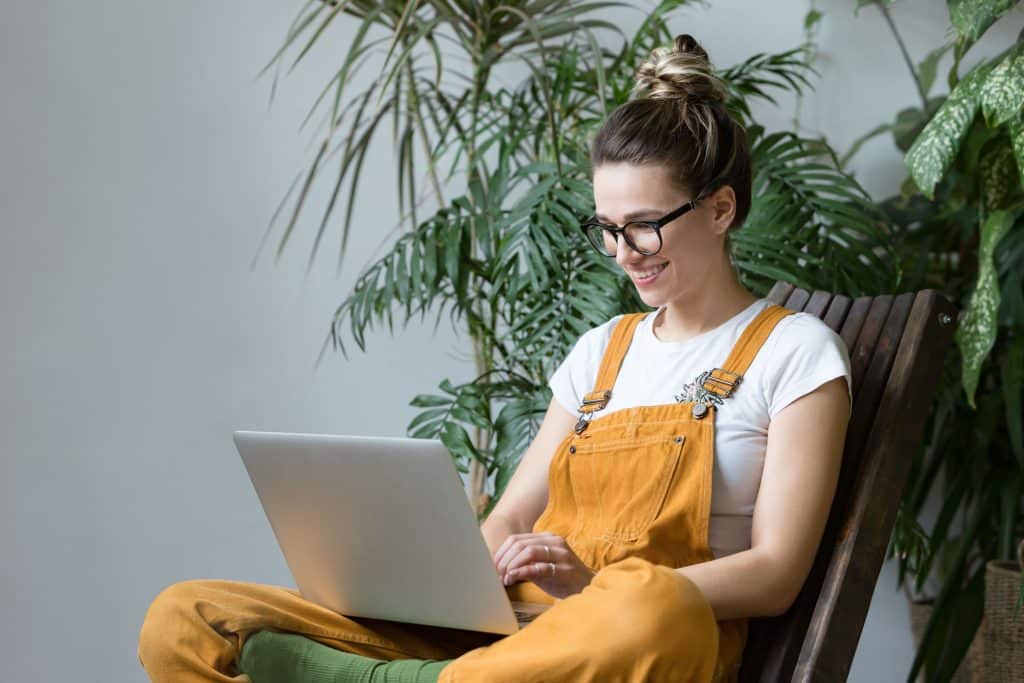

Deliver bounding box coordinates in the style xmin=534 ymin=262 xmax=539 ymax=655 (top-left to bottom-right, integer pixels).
xmin=493 ymin=532 xmax=595 ymax=599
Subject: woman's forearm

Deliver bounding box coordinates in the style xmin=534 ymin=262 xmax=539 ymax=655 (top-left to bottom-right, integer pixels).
xmin=479 ymin=513 xmax=525 ymax=558
xmin=675 ymin=547 xmax=794 ymax=621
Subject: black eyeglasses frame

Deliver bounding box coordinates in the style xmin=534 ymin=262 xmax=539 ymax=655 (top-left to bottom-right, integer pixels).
xmin=579 ymin=196 xmax=703 ymax=257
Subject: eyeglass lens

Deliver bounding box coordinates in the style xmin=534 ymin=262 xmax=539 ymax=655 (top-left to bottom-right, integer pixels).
xmin=585 ymin=223 xmax=661 ymax=256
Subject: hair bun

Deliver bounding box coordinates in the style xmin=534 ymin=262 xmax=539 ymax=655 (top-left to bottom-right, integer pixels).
xmin=633 ymin=33 xmax=726 ymax=104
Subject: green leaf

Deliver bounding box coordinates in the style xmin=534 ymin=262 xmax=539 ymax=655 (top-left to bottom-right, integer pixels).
xmin=1009 ymin=114 xmax=1024 ymax=189
xmin=918 ymin=43 xmax=954 ymax=97
xmin=804 ymin=8 xmax=823 ymax=30
xmin=955 ymin=209 xmax=1015 ymax=407
xmin=979 ymin=141 xmax=1018 ymax=212
xmin=947 ymin=0 xmax=1018 ymax=48
xmin=855 ymin=0 xmax=895 ymax=13
xmin=1002 ymin=333 xmax=1024 ymax=467
xmin=905 ymin=65 xmax=989 ymax=198
xmin=409 ymin=393 xmax=452 ymax=408
xmin=981 ymin=44 xmax=1024 ymax=127
xmin=440 ymin=421 xmax=482 ymax=465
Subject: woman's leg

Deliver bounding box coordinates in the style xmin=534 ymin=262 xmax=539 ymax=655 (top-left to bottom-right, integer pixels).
xmin=438 ymin=556 xmax=742 ymax=683
xmin=137 ymin=579 xmax=500 ymax=683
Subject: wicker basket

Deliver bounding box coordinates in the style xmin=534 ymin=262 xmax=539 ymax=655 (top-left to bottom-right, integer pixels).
xmin=972 ymin=540 xmax=1024 ymax=682
xmin=908 ymin=600 xmax=976 ymax=682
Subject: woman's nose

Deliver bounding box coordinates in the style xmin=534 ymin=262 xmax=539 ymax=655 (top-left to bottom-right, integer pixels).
xmin=614 ymin=238 xmax=645 ymax=266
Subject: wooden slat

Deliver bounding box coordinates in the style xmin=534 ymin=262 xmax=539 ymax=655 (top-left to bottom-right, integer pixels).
xmin=822 ymin=296 xmax=852 ymax=333
xmin=768 ymin=281 xmax=796 ymax=305
xmin=794 ymin=290 xmax=958 ymax=680
xmin=803 ymin=290 xmax=834 ymax=319
xmin=847 ymin=296 xmax=893 ymax=395
xmin=837 ymin=296 xmax=872 ymax=352
xmin=784 ymin=287 xmax=811 ymax=312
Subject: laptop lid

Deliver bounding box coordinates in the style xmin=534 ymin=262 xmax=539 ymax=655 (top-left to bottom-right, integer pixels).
xmin=233 ymin=430 xmax=523 ymax=635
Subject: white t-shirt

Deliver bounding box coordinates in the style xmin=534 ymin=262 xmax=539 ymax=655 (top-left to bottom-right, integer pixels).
xmin=548 ymin=298 xmax=853 ymax=559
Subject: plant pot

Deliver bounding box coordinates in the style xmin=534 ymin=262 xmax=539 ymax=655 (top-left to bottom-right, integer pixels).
xmin=908 ymin=599 xmax=977 ymax=682
xmin=972 ymin=540 xmax=1024 ymax=682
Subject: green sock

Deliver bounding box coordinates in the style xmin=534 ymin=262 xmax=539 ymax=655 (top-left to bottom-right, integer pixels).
xmin=239 ymin=630 xmax=452 ymax=683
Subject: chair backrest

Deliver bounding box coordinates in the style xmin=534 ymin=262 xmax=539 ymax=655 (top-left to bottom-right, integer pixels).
xmin=737 ymin=282 xmax=959 ymax=682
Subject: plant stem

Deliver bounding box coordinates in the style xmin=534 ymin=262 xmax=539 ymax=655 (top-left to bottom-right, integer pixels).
xmin=877 ymin=2 xmax=929 ymax=110
xmin=470 ymin=335 xmax=489 ymax=518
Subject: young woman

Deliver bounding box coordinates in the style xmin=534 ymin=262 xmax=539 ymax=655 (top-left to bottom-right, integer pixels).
xmin=138 ymin=34 xmax=852 ymax=683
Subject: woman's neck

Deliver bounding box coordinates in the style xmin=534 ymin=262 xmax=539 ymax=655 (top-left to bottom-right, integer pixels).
xmin=651 ymin=275 xmax=759 ymax=343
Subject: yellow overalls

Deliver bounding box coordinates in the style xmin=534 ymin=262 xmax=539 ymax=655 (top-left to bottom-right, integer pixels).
xmin=138 ymin=304 xmax=794 ymax=683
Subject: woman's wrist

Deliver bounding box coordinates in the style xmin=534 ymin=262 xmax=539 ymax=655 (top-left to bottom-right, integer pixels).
xmin=480 ymin=513 xmax=521 ymax=557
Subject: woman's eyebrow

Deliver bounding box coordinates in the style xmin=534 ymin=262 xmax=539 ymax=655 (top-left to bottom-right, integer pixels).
xmin=594 ymin=208 xmax=664 ymax=222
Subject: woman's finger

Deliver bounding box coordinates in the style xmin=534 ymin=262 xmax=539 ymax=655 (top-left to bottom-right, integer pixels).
xmin=507 ymin=557 xmax=565 ymax=586
xmin=503 ymin=543 xmax=565 ymax=584
xmin=494 ymin=533 xmax=551 ymax=573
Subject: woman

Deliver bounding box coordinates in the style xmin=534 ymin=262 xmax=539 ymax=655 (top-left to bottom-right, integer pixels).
xmin=138 ymin=34 xmax=852 ymax=683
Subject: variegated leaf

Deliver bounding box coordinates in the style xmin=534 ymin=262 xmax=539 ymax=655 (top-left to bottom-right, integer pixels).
xmin=981 ymin=45 xmax=1024 ymax=127
xmin=956 ymin=209 xmax=1015 ymax=407
xmin=906 ymin=65 xmax=988 ymax=198
xmin=947 ymin=0 xmax=1019 ymax=46
xmin=1010 ymin=114 xmax=1024 ymax=189
xmin=980 ymin=143 xmax=1018 ymax=211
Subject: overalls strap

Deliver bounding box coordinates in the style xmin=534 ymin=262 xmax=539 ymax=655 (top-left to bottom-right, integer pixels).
xmin=701 ymin=304 xmax=794 ymax=400
xmin=578 ymin=304 xmax=795 ymax=412
xmin=577 ymin=313 xmax=647 ymax=415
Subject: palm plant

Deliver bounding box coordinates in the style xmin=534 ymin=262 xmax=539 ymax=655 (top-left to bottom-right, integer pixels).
xmin=842 ymin=1 xmax=1024 ymax=680
xmin=261 ymin=0 xmax=898 ymax=520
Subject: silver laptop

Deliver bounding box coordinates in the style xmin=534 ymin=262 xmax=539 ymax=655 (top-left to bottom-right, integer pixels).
xmin=233 ymin=430 xmax=550 ymax=635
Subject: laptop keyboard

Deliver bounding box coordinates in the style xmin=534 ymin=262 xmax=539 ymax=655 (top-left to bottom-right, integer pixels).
xmin=511 ymin=601 xmax=549 ymax=626
xmin=514 ymin=609 xmax=540 ymax=624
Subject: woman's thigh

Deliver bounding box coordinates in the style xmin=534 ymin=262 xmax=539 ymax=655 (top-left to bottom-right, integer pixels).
xmin=138 ymin=578 xmax=502 ymax=682
xmin=439 ymin=556 xmax=724 ymax=683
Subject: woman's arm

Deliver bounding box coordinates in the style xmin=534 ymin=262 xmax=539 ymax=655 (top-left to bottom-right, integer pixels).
xmin=676 ymin=376 xmax=851 ymax=621
xmin=480 ymin=398 xmax=578 ymax=557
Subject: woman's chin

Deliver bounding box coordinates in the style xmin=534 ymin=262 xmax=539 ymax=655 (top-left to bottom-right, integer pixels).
xmin=635 ymin=290 xmax=667 ymax=309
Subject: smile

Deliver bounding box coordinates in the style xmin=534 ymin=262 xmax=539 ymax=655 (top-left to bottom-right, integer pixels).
xmin=627 ymin=263 xmax=668 ymax=282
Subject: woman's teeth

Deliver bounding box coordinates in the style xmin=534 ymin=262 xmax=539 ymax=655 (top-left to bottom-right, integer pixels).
xmin=631 ymin=263 xmax=668 ymax=280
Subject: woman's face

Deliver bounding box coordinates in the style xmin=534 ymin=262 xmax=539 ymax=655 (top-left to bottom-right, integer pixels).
xmin=591 ymin=162 xmax=733 ymax=309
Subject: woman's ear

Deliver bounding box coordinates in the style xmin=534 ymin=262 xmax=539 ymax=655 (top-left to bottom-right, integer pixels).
xmin=707 ymin=185 xmax=736 ymax=235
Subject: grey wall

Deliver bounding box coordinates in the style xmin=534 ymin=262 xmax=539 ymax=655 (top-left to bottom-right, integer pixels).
xmin=3 ymin=1 xmax=1020 ymax=680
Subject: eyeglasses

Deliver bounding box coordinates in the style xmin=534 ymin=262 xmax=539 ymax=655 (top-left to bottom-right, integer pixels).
xmin=580 ymin=197 xmax=701 ymax=257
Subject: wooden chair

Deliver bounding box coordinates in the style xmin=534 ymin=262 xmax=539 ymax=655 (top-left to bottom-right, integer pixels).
xmin=738 ymin=282 xmax=959 ymax=682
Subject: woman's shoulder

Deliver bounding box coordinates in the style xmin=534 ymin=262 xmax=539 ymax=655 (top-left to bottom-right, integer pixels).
xmin=570 ymin=312 xmax=635 ymax=351
xmin=769 ymin=309 xmax=849 ymax=353
xmin=759 ymin=309 xmax=853 ymax=418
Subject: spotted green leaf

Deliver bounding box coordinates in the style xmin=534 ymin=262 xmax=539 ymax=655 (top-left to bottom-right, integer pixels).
xmin=956 ymin=209 xmax=1015 ymax=407
xmin=980 ymin=142 xmax=1018 ymax=211
xmin=981 ymin=45 xmax=1024 ymax=127
xmin=947 ymin=0 xmax=1019 ymax=47
xmin=1010 ymin=114 xmax=1024 ymax=188
xmin=906 ymin=65 xmax=989 ymax=198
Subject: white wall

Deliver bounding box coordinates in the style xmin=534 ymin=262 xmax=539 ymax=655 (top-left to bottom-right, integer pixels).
xmin=3 ymin=1 xmax=1020 ymax=680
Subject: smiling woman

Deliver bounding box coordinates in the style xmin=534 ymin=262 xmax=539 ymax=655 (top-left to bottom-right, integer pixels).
xmin=137 ymin=33 xmax=852 ymax=683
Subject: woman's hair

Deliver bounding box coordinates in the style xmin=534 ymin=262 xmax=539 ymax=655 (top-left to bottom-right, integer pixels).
xmin=590 ymin=34 xmax=752 ymax=232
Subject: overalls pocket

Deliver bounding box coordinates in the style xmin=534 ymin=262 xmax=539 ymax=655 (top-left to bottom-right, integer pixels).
xmin=567 ymin=434 xmax=685 ymax=542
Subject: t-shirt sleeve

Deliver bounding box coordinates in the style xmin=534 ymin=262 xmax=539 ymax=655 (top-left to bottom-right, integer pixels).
xmin=762 ymin=313 xmax=853 ymax=421
xmin=547 ymin=316 xmax=621 ymax=415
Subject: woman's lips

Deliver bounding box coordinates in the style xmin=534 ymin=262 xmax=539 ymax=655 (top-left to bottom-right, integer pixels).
xmin=628 ymin=262 xmax=668 ymax=287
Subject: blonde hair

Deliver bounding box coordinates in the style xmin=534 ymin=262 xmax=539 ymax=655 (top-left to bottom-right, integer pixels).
xmin=591 ymin=34 xmax=751 ymax=230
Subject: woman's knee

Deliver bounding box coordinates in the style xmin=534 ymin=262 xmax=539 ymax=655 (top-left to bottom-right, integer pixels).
xmin=138 ymin=580 xmax=215 ymax=662
xmin=588 ymin=558 xmax=718 ymax=657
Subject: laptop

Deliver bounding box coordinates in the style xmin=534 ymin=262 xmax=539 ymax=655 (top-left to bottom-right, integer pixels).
xmin=233 ymin=430 xmax=551 ymax=635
